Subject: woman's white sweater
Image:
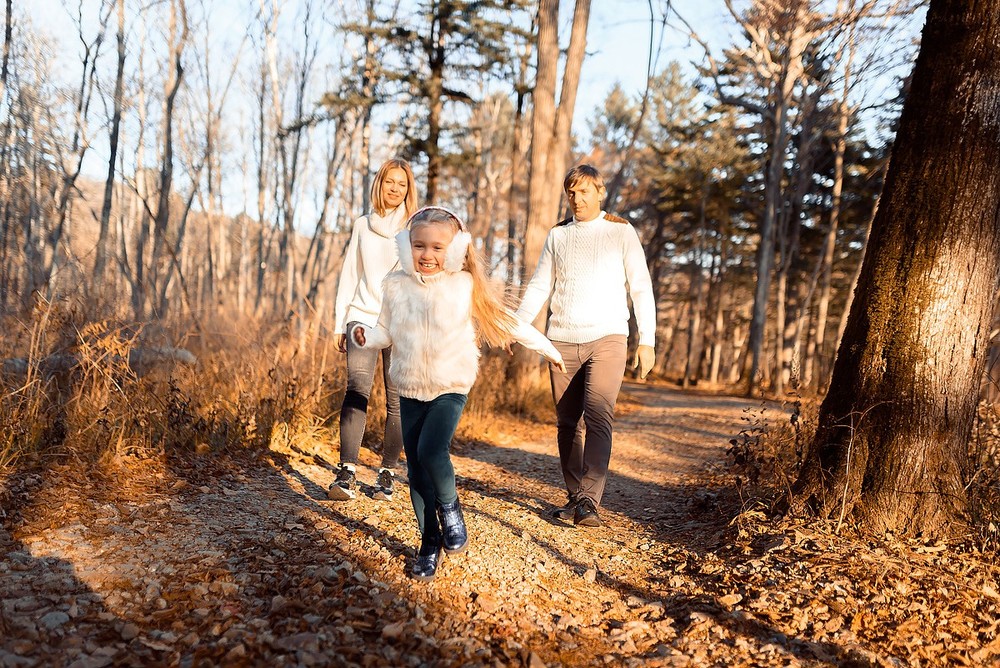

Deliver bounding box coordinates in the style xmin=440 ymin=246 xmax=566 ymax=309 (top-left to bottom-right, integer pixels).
xmin=333 ymin=205 xmax=408 ymax=332
xmin=356 ymin=232 xmax=562 ymax=402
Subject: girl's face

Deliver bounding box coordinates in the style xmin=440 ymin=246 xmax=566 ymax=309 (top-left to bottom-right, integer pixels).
xmin=410 ymin=222 xmax=456 ymax=276
xmin=381 ymin=167 xmax=409 ymax=210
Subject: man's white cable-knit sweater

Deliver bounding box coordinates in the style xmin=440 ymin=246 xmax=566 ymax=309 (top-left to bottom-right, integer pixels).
xmin=515 ymin=211 xmax=657 ymax=348
xmin=355 ymin=230 xmax=563 ymax=402
xmin=333 ymin=204 xmax=408 ymax=333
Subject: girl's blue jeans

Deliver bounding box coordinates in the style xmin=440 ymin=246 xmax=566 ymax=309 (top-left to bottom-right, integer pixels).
xmin=400 ymin=393 xmax=468 ymax=540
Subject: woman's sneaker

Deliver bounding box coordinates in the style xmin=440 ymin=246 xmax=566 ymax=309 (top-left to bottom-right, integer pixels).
xmin=327 ymin=465 xmax=357 ymax=501
xmin=374 ymin=467 xmax=395 ymax=501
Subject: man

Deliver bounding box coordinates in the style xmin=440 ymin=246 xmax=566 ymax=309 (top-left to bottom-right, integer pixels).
xmin=516 ymin=164 xmax=657 ymax=528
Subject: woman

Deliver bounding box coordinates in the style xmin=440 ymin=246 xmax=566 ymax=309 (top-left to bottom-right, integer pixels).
xmin=330 ymin=158 xmax=418 ymax=501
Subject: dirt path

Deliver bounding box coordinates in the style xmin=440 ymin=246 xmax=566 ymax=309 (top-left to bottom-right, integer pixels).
xmin=1 ymin=383 xmax=991 ymax=667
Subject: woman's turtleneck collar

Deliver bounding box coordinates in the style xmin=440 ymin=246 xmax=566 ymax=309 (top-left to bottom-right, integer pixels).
xmin=368 ymin=204 xmax=407 ymax=238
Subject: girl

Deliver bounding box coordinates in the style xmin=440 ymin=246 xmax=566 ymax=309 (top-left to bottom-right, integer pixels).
xmin=353 ymin=207 xmax=565 ymax=581
xmin=330 ymin=158 xmax=419 ymax=502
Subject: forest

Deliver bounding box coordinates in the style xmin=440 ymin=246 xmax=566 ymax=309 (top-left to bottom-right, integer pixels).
xmin=3 ymin=0 xmax=1000 ymax=666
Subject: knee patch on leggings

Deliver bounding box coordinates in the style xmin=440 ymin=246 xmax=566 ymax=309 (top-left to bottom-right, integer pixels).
xmin=343 ymin=389 xmax=369 ymax=413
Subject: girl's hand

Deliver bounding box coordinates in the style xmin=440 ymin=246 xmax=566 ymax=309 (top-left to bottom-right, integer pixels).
xmin=550 ymin=358 xmax=567 ymax=374
xmin=353 ymin=326 xmax=367 ymax=347
xmin=337 ymin=333 xmax=348 ymax=353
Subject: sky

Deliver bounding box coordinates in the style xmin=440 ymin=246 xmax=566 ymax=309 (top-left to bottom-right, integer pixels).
xmin=20 ymin=0 xmax=920 ymax=222
xmin=578 ymin=1 xmax=731 ymax=121
xmin=25 ymin=0 xmax=731 ymax=141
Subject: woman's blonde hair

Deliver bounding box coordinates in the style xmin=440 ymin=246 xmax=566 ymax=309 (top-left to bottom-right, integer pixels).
xmin=407 ymin=207 xmax=517 ymax=348
xmin=371 ymin=158 xmax=418 ymax=217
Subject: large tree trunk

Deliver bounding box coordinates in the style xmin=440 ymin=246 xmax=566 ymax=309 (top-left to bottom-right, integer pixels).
xmin=523 ymin=0 xmax=590 ymax=281
xmin=511 ymin=0 xmax=590 ymax=389
xmin=791 ymin=0 xmax=1000 ymax=537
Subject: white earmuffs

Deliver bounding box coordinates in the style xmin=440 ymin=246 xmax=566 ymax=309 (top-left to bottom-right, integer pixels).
xmin=396 ymin=229 xmax=416 ymax=275
xmin=444 ymin=231 xmax=472 ymax=272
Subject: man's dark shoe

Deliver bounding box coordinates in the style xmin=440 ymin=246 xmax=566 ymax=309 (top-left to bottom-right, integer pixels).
xmin=549 ymin=498 xmax=578 ymax=521
xmin=436 ymin=499 xmax=468 ymax=554
xmin=327 ymin=465 xmax=357 ymax=501
xmin=412 ymin=536 xmax=442 ymax=582
xmin=574 ymin=497 xmax=601 ymax=527
xmin=373 ymin=467 xmax=395 ymax=501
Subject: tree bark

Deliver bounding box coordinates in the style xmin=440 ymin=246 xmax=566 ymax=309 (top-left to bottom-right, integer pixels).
xmin=805 ymin=14 xmax=857 ymax=391
xmin=149 ymin=0 xmax=188 ymax=317
xmin=95 ymin=0 xmax=125 ymax=286
xmin=523 ymin=0 xmax=591 ymax=281
xmin=507 ymin=0 xmax=590 ymax=388
xmin=0 ymin=0 xmax=11 ymax=108
xmin=792 ymin=0 xmax=1000 ymax=537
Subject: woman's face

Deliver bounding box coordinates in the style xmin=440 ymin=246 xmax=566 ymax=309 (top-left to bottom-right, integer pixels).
xmin=381 ymin=167 xmax=409 ymax=210
xmin=410 ymin=222 xmax=456 ymax=276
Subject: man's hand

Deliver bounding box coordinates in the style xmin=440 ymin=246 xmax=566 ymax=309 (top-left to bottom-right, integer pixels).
xmin=632 ymin=345 xmax=655 ymax=380
xmin=337 ymin=333 xmax=348 ymax=353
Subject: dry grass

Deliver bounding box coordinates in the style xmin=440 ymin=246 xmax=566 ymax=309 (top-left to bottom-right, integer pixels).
xmin=0 ymin=298 xmax=344 ymax=476
xmin=0 ymin=298 xmax=553 ymax=478
xmin=969 ymin=401 xmax=1000 ymax=546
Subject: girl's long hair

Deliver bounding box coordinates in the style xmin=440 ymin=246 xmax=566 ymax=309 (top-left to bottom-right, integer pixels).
xmin=408 ymin=209 xmax=517 ymax=348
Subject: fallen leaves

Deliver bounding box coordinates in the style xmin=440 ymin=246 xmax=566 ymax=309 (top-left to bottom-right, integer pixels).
xmin=3 ymin=387 xmax=999 ymax=667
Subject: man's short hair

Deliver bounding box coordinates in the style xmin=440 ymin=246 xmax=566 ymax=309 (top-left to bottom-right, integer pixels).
xmin=563 ymin=164 xmax=605 ymax=193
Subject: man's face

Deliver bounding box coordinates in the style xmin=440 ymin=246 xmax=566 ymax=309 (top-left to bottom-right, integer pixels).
xmin=566 ymin=179 xmax=605 ymax=222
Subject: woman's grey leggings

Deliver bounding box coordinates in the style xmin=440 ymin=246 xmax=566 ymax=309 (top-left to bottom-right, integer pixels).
xmin=338 ymin=322 xmax=403 ymax=468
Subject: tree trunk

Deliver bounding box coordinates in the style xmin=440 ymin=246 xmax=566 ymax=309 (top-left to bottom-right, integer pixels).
xmin=742 ymin=4 xmax=810 ymax=396
xmin=360 ymin=0 xmax=376 ymax=214
xmin=708 ymin=229 xmax=730 ymax=385
xmin=150 ymin=0 xmax=188 ymax=318
xmin=792 ymin=0 xmax=1000 ymax=537
xmin=512 ymin=0 xmax=590 ymax=388
xmin=505 ymin=33 xmax=533 ymax=286
xmin=0 ymin=0 xmax=10 ymax=104
xmin=523 ymin=0 xmax=590 ymax=281
xmin=254 ymin=59 xmax=269 ymax=315
xmin=95 ymin=0 xmax=125 ymax=286
xmin=805 ymin=24 xmax=855 ymax=390
xmin=423 ymin=3 xmax=449 ymax=202
xmin=683 ymin=189 xmax=708 ymax=388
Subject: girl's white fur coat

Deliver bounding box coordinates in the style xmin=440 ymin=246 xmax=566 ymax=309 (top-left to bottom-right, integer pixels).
xmin=357 ymin=229 xmax=561 ymax=402
xmin=355 ymin=230 xmax=480 ymax=401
